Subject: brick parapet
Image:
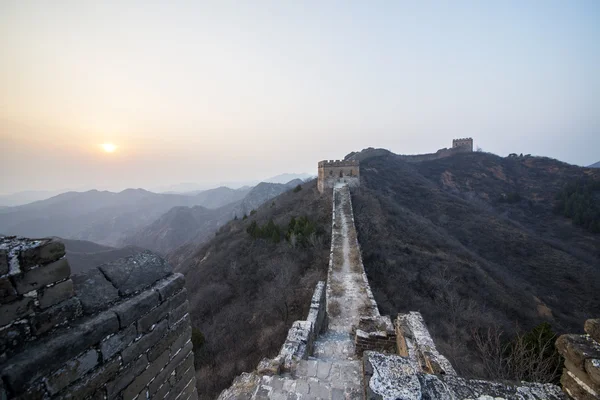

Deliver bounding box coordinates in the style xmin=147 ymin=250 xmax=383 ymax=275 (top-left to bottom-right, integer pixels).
xmin=0 ymin=237 xmax=198 ymax=400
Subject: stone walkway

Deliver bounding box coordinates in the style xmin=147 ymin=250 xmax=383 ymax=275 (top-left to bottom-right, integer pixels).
xmin=251 ymin=184 xmax=374 ymax=399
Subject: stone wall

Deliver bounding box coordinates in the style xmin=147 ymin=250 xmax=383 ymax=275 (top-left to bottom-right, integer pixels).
xmin=0 ymin=236 xmax=197 ymax=400
xmin=258 ymin=281 xmax=327 ymax=373
xmin=556 ymin=318 xmax=600 ymax=400
xmin=317 ymin=160 xmax=360 ymax=193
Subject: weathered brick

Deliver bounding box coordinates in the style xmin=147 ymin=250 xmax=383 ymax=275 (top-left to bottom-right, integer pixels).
xmin=2 ymin=311 xmax=118 ymax=393
xmin=0 ymin=276 xmax=17 ymax=304
xmin=46 ymin=349 xmax=99 ymax=394
xmin=170 ymin=326 xmax=192 ymax=356
xmin=31 ymin=297 xmax=82 ymax=335
xmin=39 ymin=279 xmax=74 ymax=309
xmin=13 ymin=258 xmax=71 ymax=294
xmin=154 ymin=273 xmax=185 ymax=302
xmin=166 ymin=366 xmax=195 ymax=400
xmin=121 ymin=319 xmax=168 ymax=364
xmin=137 ymin=299 xmax=170 ymax=334
xmin=556 ymin=334 xmax=600 ymax=369
xmin=55 ymin=356 xmax=121 ymax=400
xmin=0 ymin=321 xmax=31 ymax=355
xmin=138 ymin=288 xmax=187 ymax=334
xmin=175 ymin=353 xmax=194 ymax=380
xmin=18 ymin=239 xmax=65 ymax=271
xmin=99 ymin=252 xmax=171 ymax=296
xmin=148 ymin=351 xmax=181 ymax=395
xmin=0 ymin=249 xmax=8 ymax=275
xmin=123 ymin=349 xmax=170 ymax=400
xmin=100 ymin=323 xmax=137 ymax=361
xmin=112 ymin=289 xmax=160 ymax=329
xmin=154 ymin=379 xmax=172 ymax=400
xmin=72 ymin=267 xmax=119 ymax=315
xmin=0 ymin=296 xmax=32 ymax=326
xmin=585 ymin=319 xmax=600 ymax=344
xmin=169 ymin=300 xmax=189 ymax=328
xmin=105 ymin=354 xmax=149 ymax=397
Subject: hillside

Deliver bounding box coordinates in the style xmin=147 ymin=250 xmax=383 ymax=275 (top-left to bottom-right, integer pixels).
xmin=588 ymin=160 xmax=600 ymax=168
xmin=350 ymin=150 xmax=600 ymax=378
xmin=185 ymin=186 xmax=251 ymax=208
xmin=123 ymin=181 xmax=301 ymax=256
xmin=171 ymin=180 xmax=330 ymax=399
xmin=0 ymin=189 xmax=210 ymax=246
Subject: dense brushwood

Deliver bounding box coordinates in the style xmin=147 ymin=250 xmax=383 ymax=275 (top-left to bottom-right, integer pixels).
xmin=173 ymin=181 xmax=330 ymax=399
xmin=351 ymin=150 xmax=600 ymax=379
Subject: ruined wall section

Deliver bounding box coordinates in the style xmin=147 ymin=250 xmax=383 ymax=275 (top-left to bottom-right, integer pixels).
xmin=556 ymin=318 xmax=600 ymax=400
xmin=0 ymin=237 xmax=198 ymax=400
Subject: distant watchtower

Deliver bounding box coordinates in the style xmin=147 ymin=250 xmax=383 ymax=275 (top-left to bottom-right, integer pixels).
xmin=317 ymin=159 xmax=360 ymax=193
xmin=452 ymin=138 xmax=474 ymax=152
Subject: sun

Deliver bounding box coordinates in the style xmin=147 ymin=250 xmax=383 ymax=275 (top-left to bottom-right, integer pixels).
xmin=101 ymin=143 xmax=117 ymax=153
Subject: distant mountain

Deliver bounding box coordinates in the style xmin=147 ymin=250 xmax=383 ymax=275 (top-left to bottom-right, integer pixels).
xmin=190 ymin=186 xmax=251 ymax=208
xmin=0 ymin=188 xmax=211 ymax=246
xmin=588 ymin=161 xmax=600 ymax=168
xmin=263 ymin=173 xmax=314 ymax=184
xmin=60 ymin=238 xmax=144 ymax=274
xmin=0 ymin=190 xmax=67 ymax=207
xmin=123 ymin=180 xmax=303 ymax=256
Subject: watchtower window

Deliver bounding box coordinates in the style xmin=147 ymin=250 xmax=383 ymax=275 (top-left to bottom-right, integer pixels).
xmin=339 ymin=171 xmax=343 ymax=178
xmin=329 ymin=170 xmax=333 ymax=176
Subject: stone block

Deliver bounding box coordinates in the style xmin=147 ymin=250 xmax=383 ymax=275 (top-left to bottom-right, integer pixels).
xmin=169 ymin=300 xmax=189 ymax=327
xmin=171 ymin=340 xmax=193 ymax=365
xmin=175 ymin=352 xmax=194 ymax=379
xmin=556 ymin=334 xmax=600 ymax=369
xmin=0 ymin=296 xmax=32 ymax=326
xmin=137 ymin=301 xmax=169 ymax=334
xmin=72 ymin=268 xmax=119 ymax=314
xmin=154 ymin=273 xmax=185 ymax=302
xmin=56 ymin=356 xmax=121 ymax=400
xmin=13 ymin=258 xmax=71 ymax=294
xmin=123 ymin=348 xmax=170 ymax=400
xmin=170 ymin=326 xmax=192 ymax=356
xmin=586 ymin=358 xmax=600 ymax=386
xmin=1 ymin=311 xmax=118 ymax=394
xmin=39 ymin=279 xmax=74 ymax=309
xmin=154 ymin=378 xmax=172 ymax=400
xmin=99 ymin=251 xmax=171 ymax=296
xmin=564 ymin=357 xmax=600 ymax=393
xmin=112 ymin=289 xmax=159 ymax=329
xmin=0 ymin=249 xmax=8 ymax=275
xmin=31 ymin=297 xmax=82 ymax=335
xmin=0 ymin=276 xmax=17 ymax=304
xmin=148 ymin=351 xmax=181 ymax=395
xmin=100 ymin=323 xmax=137 ymax=361
xmin=585 ymin=319 xmax=600 ymax=344
xmin=46 ymin=349 xmax=99 ymax=394
xmin=18 ymin=239 xmax=65 ymax=271
xmin=0 ymin=321 xmax=31 ymax=355
xmin=105 ymin=354 xmax=149 ymax=397
xmin=121 ymin=319 xmax=168 ymax=364
xmin=166 ymin=366 xmax=195 ymax=400
xmin=136 ymin=289 xmax=185 ymax=334
xmin=561 ymin=368 xmax=599 ymax=400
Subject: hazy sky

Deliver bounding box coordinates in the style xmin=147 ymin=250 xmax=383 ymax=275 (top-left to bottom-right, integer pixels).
xmin=1 ymin=1 xmax=599 ymax=194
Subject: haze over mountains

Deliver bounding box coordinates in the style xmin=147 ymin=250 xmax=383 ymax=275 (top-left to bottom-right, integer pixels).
xmin=0 ymin=178 xmax=305 ymax=259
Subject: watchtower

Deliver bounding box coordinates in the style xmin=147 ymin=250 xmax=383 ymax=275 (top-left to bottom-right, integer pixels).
xmin=317 ymin=159 xmax=360 ymax=193
xmin=452 ymin=138 xmax=474 ymax=152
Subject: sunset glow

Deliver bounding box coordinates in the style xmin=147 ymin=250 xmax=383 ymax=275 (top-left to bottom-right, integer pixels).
xmin=101 ymin=143 xmax=117 ymax=153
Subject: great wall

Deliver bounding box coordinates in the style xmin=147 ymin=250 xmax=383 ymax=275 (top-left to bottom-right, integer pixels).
xmin=1 ymin=137 xmax=600 ymax=399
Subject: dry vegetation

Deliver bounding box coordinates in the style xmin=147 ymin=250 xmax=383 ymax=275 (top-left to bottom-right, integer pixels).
xmin=173 ymin=181 xmax=330 ymax=399
xmin=352 ymin=151 xmax=600 ymax=382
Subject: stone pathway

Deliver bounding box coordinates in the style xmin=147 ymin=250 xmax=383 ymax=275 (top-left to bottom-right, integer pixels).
xmin=251 ymin=184 xmax=374 ymax=399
